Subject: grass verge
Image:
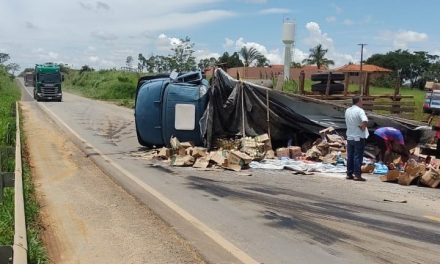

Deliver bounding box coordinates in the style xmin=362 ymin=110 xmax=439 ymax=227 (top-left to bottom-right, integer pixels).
xmin=0 ymin=68 xmax=47 ymax=263
xmin=63 ymin=69 xmax=139 ymax=108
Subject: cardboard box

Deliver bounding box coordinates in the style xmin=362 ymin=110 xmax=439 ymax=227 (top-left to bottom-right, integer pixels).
xmin=157 ymin=147 xmax=171 ymax=159
xmin=264 ymin=150 xmax=275 ymax=159
xmin=209 ymin=151 xmax=227 ymax=166
xmin=228 ymin=150 xmax=253 ymax=165
xmin=180 ymin=141 xmax=194 ymax=149
xmin=288 ymin=146 xmax=302 ymax=158
xmin=255 ymin=134 xmax=270 ymax=143
xmin=380 ymin=170 xmax=401 ymax=182
xmin=193 ymin=157 xmax=210 ymax=169
xmin=276 ymin=148 xmax=290 ymax=158
xmin=170 ymin=137 xmax=181 ymax=150
xmin=361 ymin=164 xmax=375 ymax=174
xmin=171 ymin=155 xmax=195 ymax=166
xmin=421 ymin=168 xmax=440 ymax=188
xmin=191 ymin=147 xmax=207 ymax=158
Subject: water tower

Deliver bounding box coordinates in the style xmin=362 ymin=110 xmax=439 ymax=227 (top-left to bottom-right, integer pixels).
xmin=282 ymin=19 xmax=295 ymax=80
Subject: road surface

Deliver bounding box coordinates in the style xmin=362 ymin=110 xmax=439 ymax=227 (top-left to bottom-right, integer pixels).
xmin=20 ymin=80 xmax=440 ymax=264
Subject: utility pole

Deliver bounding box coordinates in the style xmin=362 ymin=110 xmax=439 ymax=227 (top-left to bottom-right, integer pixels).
xmin=358 ymin=43 xmax=367 ymax=96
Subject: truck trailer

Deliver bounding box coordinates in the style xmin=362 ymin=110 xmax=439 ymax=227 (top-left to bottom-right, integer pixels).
xmin=33 ymin=63 xmax=63 ymax=102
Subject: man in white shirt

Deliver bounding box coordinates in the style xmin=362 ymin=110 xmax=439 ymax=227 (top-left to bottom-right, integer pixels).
xmin=345 ymin=96 xmax=369 ymax=181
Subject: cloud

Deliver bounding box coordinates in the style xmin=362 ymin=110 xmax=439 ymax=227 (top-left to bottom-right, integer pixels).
xmin=223 ymin=38 xmax=235 ymax=49
xmin=332 ymin=3 xmax=343 ymax=14
xmin=96 ymin=1 xmax=110 ymax=10
xmin=79 ymin=1 xmax=93 ymax=10
xmin=240 ymin=0 xmax=267 ymax=3
xmin=194 ymin=50 xmax=220 ymax=62
xmin=379 ymin=30 xmax=428 ymax=49
xmin=259 ymin=8 xmax=291 ymax=15
xmin=25 ymin=21 xmax=38 ymax=30
xmin=79 ymin=1 xmax=110 ymax=11
xmin=343 ymin=19 xmax=354 ymax=26
xmin=304 ymin=22 xmax=333 ymax=49
xmin=91 ymin=30 xmax=118 ymax=40
xmin=48 ymin=52 xmax=59 ymax=59
xmin=155 ymin=33 xmax=181 ymax=52
xmin=303 ymin=22 xmax=354 ymax=66
xmin=326 ymin=16 xmax=336 ymax=23
xmin=89 ymin=56 xmax=99 ymax=62
xmin=433 ymin=50 xmax=440 ymax=57
xmin=225 ymin=37 xmax=282 ymax=65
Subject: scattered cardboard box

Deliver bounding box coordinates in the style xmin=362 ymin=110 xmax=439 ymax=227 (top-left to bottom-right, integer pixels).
xmin=264 ymin=150 xmax=275 ymax=159
xmin=228 ymin=150 xmax=253 ymax=165
xmin=420 ymin=168 xmax=440 ymax=188
xmin=276 ymin=148 xmax=290 ymax=158
xmin=361 ymin=164 xmax=375 ymax=173
xmin=170 ymin=137 xmax=181 ymax=149
xmin=157 ymin=147 xmax=171 ymax=159
xmin=288 ymin=146 xmax=302 ymax=159
xmin=193 ymin=157 xmax=210 ymax=169
xmin=380 ymin=170 xmax=400 ymax=182
xmin=171 ymin=155 xmax=195 ymax=167
xmin=191 ymin=147 xmax=207 ymax=158
xmin=209 ymin=151 xmax=227 ymax=166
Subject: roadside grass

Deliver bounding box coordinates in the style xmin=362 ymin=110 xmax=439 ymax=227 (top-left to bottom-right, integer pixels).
xmin=0 ymin=68 xmax=47 ymax=263
xmin=64 ymin=69 xmax=139 ymax=107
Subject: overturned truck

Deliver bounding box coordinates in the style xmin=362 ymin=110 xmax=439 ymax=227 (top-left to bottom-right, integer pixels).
xmin=135 ymin=68 xmax=432 ymax=150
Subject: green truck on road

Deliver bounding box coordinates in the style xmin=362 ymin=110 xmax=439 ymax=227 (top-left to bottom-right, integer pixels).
xmin=33 ymin=63 xmax=63 ymax=102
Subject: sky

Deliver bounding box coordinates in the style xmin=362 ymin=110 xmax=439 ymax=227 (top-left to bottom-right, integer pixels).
xmin=1 ymin=0 xmax=440 ymax=70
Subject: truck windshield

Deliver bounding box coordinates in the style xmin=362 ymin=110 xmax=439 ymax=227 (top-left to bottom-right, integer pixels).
xmin=38 ymin=73 xmax=60 ymax=83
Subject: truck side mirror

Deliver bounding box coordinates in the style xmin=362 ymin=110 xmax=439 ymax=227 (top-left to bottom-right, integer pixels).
xmin=62 ymin=75 xmax=65 ymax=82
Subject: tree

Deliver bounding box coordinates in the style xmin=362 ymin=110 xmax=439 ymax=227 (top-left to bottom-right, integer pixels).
xmin=239 ymin=46 xmax=262 ymax=67
xmin=169 ymin=36 xmax=196 ymax=72
xmin=126 ymin=56 xmax=134 ymax=68
xmin=80 ymin=65 xmax=94 ymax=74
xmin=6 ymin=63 xmax=20 ymax=76
xmin=366 ymin=49 xmax=439 ymax=89
xmin=0 ymin=53 xmax=10 ymax=64
xmin=198 ymin=57 xmax=218 ymax=70
xmin=302 ymin=44 xmax=334 ymax=69
xmin=256 ymin=54 xmax=270 ymax=67
xmin=218 ymin=52 xmax=244 ymax=69
xmin=138 ymin=53 xmax=147 ymax=72
xmin=291 ymin=62 xmax=302 ymax=68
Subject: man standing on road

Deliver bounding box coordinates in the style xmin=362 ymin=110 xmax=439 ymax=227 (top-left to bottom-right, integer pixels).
xmin=345 ymin=96 xmax=369 ymax=181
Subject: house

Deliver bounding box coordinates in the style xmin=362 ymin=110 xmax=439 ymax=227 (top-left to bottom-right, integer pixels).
xmin=333 ymin=64 xmax=392 ymax=84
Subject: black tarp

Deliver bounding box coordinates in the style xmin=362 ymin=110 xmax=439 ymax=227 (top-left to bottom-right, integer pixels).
xmin=200 ymin=69 xmax=431 ymax=149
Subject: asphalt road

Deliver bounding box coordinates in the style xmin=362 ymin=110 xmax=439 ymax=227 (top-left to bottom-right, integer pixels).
xmin=20 ymin=81 xmax=440 ymax=264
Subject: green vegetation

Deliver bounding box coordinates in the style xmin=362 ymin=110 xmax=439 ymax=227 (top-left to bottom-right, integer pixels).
xmin=0 ymin=67 xmax=47 ymax=263
xmin=64 ymin=69 xmax=140 ymax=107
xmin=302 ymin=44 xmax=335 ymax=70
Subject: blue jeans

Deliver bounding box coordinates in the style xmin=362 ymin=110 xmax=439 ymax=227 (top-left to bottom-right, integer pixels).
xmin=347 ymin=139 xmax=365 ymax=177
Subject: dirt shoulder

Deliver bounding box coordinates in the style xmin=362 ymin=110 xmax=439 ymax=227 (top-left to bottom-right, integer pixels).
xmin=21 ymin=101 xmax=206 ymax=264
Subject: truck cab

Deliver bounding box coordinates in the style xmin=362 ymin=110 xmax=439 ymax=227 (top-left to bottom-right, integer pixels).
xmin=33 ymin=63 xmax=63 ymax=102
xmin=24 ymin=71 xmax=34 ymax=87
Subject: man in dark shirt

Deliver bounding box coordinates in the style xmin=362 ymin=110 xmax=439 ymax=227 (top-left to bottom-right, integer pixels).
xmin=373 ymin=127 xmax=410 ymax=164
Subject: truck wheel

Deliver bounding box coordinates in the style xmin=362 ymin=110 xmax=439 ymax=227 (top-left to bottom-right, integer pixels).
xmin=135 ymin=122 xmax=153 ymax=148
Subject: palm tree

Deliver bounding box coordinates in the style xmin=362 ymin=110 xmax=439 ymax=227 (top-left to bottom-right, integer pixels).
xmin=302 ymin=44 xmax=335 ymax=69
xmin=239 ymin=46 xmax=262 ymax=67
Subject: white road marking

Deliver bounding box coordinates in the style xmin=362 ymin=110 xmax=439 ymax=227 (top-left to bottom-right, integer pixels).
xmin=21 ymin=81 xmax=259 ymax=264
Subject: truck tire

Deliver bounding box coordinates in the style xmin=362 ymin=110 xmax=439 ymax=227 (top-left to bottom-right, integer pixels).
xmin=311 ymin=73 xmax=345 ymax=82
xmin=311 ymin=83 xmax=345 ymax=94
xmin=135 ymin=122 xmax=153 ymax=148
